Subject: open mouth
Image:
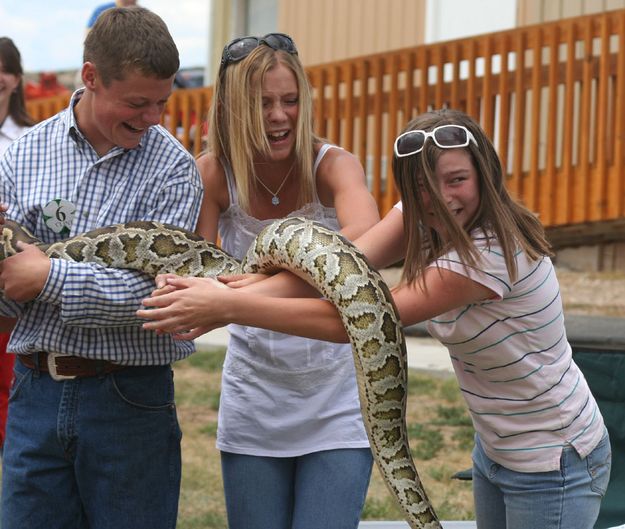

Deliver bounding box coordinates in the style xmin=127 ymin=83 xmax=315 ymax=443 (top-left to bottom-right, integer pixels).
xmin=124 ymin=123 xmax=144 ymax=134
xmin=267 ymin=130 xmax=289 ymax=143
xmin=428 ymin=208 xmax=462 ymax=218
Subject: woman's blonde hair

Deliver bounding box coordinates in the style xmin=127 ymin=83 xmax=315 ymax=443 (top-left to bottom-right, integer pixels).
xmin=392 ymin=109 xmax=552 ymax=285
xmin=207 ymin=45 xmax=319 ymax=212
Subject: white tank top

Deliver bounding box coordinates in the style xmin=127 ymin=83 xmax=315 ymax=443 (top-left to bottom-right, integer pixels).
xmin=216 ymin=144 xmax=370 ymax=456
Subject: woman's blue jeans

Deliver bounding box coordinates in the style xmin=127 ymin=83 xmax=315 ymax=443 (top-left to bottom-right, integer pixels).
xmin=472 ymin=430 xmax=611 ymax=529
xmin=1 ymin=359 xmax=182 ymax=529
xmin=221 ymin=448 xmax=373 ymax=529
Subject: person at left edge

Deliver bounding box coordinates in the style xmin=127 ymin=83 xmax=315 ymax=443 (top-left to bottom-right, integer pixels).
xmin=0 ymin=36 xmax=35 ymax=452
xmin=0 ymin=7 xmax=202 ymax=529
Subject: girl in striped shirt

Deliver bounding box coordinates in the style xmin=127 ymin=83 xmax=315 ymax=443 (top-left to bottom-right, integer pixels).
xmin=141 ymin=109 xmax=611 ymax=529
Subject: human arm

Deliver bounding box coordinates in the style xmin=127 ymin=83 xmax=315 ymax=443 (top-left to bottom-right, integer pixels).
xmin=0 ymin=161 xmax=29 ymax=317
xmin=51 ymin=159 xmax=203 ymax=327
xmin=139 ymin=201 xmax=408 ymax=337
xmin=193 ymin=153 xmax=228 ymax=244
xmin=139 ymin=275 xmax=348 ymax=341
xmin=1 ymin=150 xmax=203 ymax=326
xmin=139 ymin=199 xmax=493 ymax=340
xmin=352 ymin=205 xmax=406 ymax=269
xmin=139 ymin=261 xmax=494 ymax=341
xmin=315 ymin=146 xmax=380 ymax=239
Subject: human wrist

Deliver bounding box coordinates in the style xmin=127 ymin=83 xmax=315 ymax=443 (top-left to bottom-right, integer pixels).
xmin=226 ymin=290 xmax=268 ymax=328
xmin=220 ymin=288 xmax=246 ymax=326
xmin=35 ymin=258 xmax=65 ymax=305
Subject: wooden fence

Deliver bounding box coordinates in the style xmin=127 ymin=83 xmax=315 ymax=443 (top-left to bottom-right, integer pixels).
xmin=26 ymin=9 xmax=625 ymax=229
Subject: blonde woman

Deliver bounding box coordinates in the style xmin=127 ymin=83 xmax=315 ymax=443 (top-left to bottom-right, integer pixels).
xmin=179 ymin=34 xmax=378 ymax=529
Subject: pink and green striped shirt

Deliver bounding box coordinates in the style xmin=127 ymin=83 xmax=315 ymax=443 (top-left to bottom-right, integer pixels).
xmin=427 ymin=231 xmax=604 ymax=472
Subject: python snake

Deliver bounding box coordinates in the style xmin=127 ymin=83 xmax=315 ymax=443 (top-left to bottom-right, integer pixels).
xmin=0 ymin=217 xmax=441 ymax=529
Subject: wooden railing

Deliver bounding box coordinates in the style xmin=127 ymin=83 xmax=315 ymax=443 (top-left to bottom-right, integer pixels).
xmin=26 ymin=9 xmax=625 ymax=229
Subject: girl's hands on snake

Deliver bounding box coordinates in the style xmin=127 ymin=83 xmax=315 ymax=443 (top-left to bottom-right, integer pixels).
xmin=138 ymin=276 xmax=231 ymax=339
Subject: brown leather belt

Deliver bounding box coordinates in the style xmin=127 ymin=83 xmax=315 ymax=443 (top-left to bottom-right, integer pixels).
xmin=19 ymin=352 xmax=125 ymax=381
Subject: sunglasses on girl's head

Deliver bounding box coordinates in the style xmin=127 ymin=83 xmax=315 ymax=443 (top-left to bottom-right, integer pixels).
xmin=394 ymin=124 xmax=477 ymax=158
xmin=220 ymin=33 xmax=298 ymax=69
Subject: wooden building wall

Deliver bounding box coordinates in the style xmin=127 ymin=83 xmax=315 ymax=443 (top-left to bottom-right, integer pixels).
xmin=278 ymin=0 xmax=427 ymax=66
xmin=518 ymin=0 xmax=625 ymax=24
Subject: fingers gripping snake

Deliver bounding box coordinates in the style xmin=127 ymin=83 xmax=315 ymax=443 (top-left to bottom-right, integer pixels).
xmin=0 ymin=217 xmax=441 ymax=529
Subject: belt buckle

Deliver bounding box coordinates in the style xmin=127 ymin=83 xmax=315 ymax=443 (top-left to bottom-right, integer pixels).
xmin=47 ymin=353 xmax=76 ymax=381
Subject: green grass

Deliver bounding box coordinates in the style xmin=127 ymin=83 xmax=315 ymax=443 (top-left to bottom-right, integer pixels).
xmin=175 ymin=346 xmax=227 ymax=529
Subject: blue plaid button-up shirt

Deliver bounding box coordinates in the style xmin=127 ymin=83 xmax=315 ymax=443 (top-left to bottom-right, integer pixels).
xmin=0 ymin=90 xmax=203 ymax=365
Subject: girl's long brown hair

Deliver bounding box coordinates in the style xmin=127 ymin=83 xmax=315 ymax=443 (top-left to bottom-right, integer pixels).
xmin=0 ymin=37 xmax=34 ymax=127
xmin=393 ymin=109 xmax=552 ymax=286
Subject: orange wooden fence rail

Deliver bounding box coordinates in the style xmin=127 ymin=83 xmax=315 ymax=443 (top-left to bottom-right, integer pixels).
xmin=26 ymin=9 xmax=625 ymax=227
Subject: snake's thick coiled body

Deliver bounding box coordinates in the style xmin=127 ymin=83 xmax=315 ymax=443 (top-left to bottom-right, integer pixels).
xmin=0 ymin=217 xmax=440 ymax=529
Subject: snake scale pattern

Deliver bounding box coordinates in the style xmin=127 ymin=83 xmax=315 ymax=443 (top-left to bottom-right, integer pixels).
xmin=0 ymin=216 xmax=440 ymax=529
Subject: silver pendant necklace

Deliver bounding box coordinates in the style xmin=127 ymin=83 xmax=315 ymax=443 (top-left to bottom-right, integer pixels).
xmin=254 ymin=163 xmax=295 ymax=206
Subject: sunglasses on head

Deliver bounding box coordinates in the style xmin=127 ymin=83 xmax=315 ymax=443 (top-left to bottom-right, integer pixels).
xmin=394 ymin=124 xmax=477 ymax=158
xmin=219 ymin=33 xmax=298 ymax=70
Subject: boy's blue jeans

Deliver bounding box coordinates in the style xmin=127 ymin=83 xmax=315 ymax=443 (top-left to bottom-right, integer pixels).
xmin=2 ymin=359 xmax=182 ymax=529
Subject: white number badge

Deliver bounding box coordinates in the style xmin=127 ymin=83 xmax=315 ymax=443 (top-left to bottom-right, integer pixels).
xmin=43 ymin=199 xmax=76 ymax=235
